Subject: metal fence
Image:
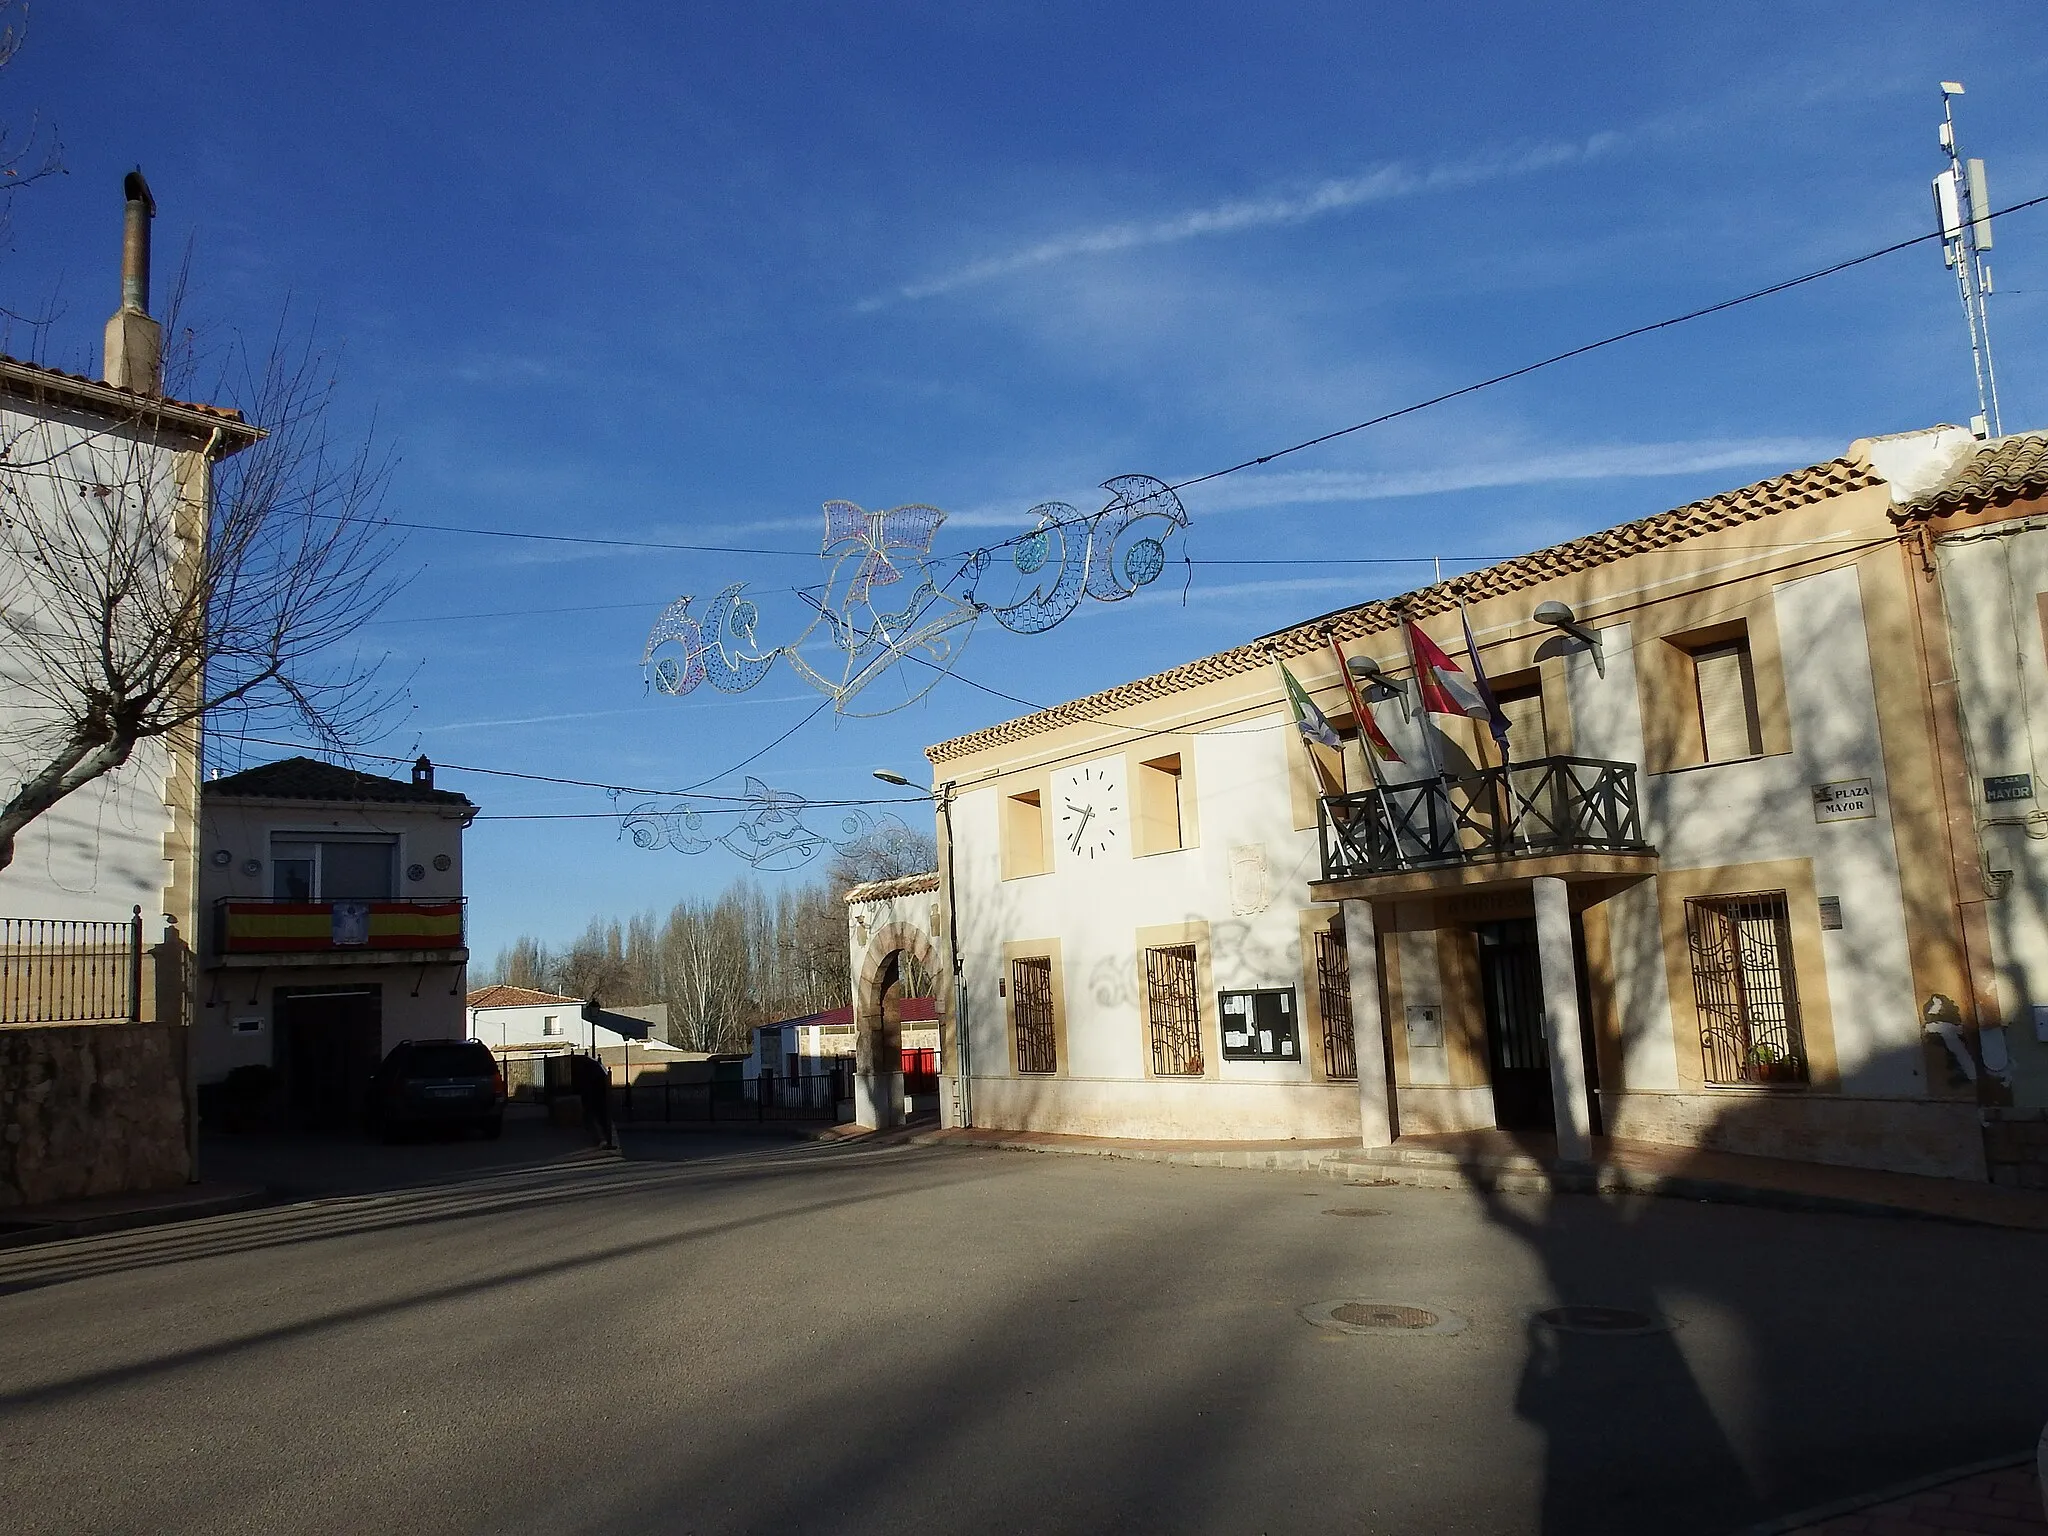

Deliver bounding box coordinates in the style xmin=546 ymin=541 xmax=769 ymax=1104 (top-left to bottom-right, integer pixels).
xmin=612 ymin=1068 xmax=846 ymax=1125
xmin=0 ymin=908 xmax=144 ymax=1024
xmin=1685 ymin=890 xmax=1808 ymax=1085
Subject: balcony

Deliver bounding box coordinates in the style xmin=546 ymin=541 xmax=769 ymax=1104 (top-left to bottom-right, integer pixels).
xmin=211 ymin=897 xmax=467 ymax=967
xmin=1317 ymin=756 xmax=1654 ymax=886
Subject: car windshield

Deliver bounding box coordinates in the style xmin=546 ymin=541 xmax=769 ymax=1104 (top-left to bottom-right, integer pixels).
xmin=403 ymin=1045 xmax=493 ymax=1078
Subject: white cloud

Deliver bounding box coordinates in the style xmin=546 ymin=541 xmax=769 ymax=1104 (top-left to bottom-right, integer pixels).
xmin=861 ymin=133 xmax=1623 ymax=309
xmin=1186 ymin=436 xmax=1841 ymax=513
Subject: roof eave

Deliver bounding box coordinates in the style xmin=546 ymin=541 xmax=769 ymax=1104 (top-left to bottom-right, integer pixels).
xmin=0 ymin=356 xmax=265 ymax=453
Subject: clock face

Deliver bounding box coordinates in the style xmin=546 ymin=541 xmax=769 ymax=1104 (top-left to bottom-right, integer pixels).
xmin=1058 ymin=763 xmax=1121 ymax=862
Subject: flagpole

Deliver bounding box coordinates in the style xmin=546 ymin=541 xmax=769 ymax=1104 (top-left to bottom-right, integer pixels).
xmin=1324 ymin=628 xmax=1382 ymax=789
xmin=1397 ymin=616 xmax=1448 ymax=780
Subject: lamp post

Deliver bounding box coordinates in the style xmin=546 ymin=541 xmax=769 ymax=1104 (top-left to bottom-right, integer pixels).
xmin=873 ymin=769 xmax=969 ymax=1127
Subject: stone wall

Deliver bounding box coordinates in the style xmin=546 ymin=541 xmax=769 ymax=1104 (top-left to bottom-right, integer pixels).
xmin=1602 ymin=1088 xmax=1987 ymax=1181
xmin=0 ymin=1022 xmax=191 ymax=1207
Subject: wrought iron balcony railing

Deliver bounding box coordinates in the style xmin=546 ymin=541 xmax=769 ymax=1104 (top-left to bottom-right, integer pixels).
xmin=212 ymin=897 xmax=466 ymax=958
xmin=1318 ymin=756 xmax=1651 ymax=880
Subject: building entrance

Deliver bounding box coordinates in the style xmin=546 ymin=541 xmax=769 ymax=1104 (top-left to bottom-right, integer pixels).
xmin=275 ymin=986 xmax=382 ymax=1130
xmin=1475 ymin=920 xmax=1554 ymax=1134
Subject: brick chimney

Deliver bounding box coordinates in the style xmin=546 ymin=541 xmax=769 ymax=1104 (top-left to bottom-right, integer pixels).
xmin=102 ymin=169 xmax=161 ymax=396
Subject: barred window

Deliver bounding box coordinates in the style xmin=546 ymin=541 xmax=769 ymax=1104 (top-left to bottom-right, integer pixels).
xmin=1145 ymin=943 xmax=1204 ymax=1076
xmin=1012 ymin=956 xmax=1057 ymax=1075
xmin=1685 ymin=892 xmax=1807 ymax=1085
xmin=1313 ymin=928 xmax=1357 ymax=1081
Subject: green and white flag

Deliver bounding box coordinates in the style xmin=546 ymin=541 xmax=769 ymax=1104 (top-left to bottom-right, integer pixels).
xmin=1280 ymin=661 xmax=1342 ymax=749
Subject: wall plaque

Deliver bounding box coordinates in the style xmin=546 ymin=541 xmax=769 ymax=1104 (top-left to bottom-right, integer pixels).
xmin=1811 ymin=778 xmax=1876 ymax=823
xmin=1817 ymin=896 xmax=1843 ymax=931
xmin=1984 ymin=773 xmax=2034 ymax=803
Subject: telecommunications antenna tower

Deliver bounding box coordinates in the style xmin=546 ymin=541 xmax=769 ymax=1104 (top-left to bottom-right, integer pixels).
xmin=1933 ymin=81 xmax=2003 ymax=438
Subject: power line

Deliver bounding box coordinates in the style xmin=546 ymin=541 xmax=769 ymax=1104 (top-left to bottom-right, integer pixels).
xmin=224 ymin=722 xmax=915 ymax=806
xmin=1165 ymin=190 xmax=2048 ymax=492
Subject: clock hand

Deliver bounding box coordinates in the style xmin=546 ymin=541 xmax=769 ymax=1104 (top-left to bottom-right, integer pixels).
xmin=1067 ymin=804 xmax=1094 ymax=852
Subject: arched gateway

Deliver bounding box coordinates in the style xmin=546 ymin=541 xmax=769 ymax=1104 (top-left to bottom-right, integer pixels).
xmin=846 ymin=872 xmax=951 ymax=1129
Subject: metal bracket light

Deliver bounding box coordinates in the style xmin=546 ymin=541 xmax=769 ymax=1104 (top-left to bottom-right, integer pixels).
xmin=1532 ymin=600 xmax=1605 ymax=677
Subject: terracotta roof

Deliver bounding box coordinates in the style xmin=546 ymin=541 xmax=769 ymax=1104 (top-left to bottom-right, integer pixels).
xmin=1896 ymin=433 xmax=2048 ymax=521
xmin=467 ymin=984 xmax=584 ymax=1008
xmin=927 ymin=455 xmax=1884 ymax=764
xmin=0 ymin=354 xmax=263 ymax=448
xmin=844 ymin=870 xmax=941 ymax=904
xmin=206 ymin=755 xmax=476 ymax=809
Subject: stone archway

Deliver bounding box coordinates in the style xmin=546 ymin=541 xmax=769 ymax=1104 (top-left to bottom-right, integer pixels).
xmin=853 ymin=919 xmax=944 ymax=1129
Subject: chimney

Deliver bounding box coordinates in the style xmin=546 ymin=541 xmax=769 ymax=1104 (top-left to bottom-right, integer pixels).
xmin=102 ymin=169 xmax=162 ymax=396
xmin=412 ymin=755 xmax=434 ymax=790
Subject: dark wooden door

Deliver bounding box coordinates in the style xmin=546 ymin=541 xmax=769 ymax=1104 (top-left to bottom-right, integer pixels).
xmin=277 ymin=988 xmax=382 ymax=1130
xmin=1475 ymin=920 xmax=1554 ymax=1134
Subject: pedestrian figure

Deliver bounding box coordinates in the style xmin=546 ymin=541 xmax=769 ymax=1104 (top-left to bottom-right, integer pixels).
xmin=570 ymin=1051 xmax=615 ymax=1149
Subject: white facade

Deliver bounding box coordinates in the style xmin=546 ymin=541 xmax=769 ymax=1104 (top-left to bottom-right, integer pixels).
xmin=470 ymin=998 xmax=592 ymax=1052
xmin=1935 ymin=519 xmax=2048 ymax=1106
xmin=0 ymin=397 xmax=193 ymax=927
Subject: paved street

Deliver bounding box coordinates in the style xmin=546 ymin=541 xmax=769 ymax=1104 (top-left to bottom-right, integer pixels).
xmin=1 ymin=1130 xmax=2044 ymax=1536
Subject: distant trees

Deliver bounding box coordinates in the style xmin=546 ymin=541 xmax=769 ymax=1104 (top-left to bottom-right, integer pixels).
xmin=478 ymin=876 xmax=855 ymax=1053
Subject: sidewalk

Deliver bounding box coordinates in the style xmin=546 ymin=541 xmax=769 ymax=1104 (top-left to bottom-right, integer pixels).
xmin=1747 ymin=1454 xmax=2045 ymax=1534
xmin=0 ymin=1181 xmax=267 ymax=1249
xmin=908 ymin=1125 xmax=2048 ymax=1231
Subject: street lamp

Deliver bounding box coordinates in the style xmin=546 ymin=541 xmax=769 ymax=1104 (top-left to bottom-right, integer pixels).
xmin=870 ymin=768 xmax=970 ymax=1127
xmin=1533 ymin=600 xmax=1605 ymax=677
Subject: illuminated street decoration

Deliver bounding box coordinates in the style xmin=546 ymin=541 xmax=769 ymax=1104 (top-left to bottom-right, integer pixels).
xmin=642 ymin=475 xmax=1189 ymax=716
xmin=614 ymin=778 xmax=909 ymax=873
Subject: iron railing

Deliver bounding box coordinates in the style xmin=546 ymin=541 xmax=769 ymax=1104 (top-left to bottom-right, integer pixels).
xmin=1313 ymin=929 xmax=1357 ymax=1081
xmin=0 ymin=907 xmax=144 ymax=1024
xmin=1318 ymin=756 xmax=1650 ymax=879
xmin=612 ymin=1070 xmax=843 ymax=1124
xmin=1685 ymin=891 xmax=1808 ymax=1086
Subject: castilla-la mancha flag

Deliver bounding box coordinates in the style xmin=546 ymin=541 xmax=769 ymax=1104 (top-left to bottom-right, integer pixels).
xmin=1404 ymin=620 xmax=1488 ymax=719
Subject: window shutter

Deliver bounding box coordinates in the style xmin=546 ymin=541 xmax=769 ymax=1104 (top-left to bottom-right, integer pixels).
xmin=1694 ymin=643 xmax=1761 ymax=762
xmin=1496 ymin=688 xmax=1548 ymax=759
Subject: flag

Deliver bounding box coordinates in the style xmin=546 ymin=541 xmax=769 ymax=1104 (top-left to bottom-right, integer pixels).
xmin=1404 ymin=621 xmax=1487 ymax=719
xmin=1328 ymin=634 xmax=1403 ymax=765
xmin=1459 ymin=606 xmax=1513 ymax=756
xmin=1280 ymin=661 xmax=1341 ymax=748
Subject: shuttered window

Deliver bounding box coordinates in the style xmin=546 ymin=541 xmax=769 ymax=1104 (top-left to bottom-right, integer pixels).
xmin=1693 ymin=640 xmax=1762 ymax=762
xmin=1494 ymin=684 xmax=1548 ymax=760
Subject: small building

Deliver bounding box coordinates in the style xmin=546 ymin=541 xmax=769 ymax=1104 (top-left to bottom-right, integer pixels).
xmin=198 ymin=756 xmax=476 ymax=1127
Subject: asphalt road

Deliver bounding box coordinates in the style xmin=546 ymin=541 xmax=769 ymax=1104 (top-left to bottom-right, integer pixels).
xmin=1 ymin=1127 xmax=2044 ymax=1536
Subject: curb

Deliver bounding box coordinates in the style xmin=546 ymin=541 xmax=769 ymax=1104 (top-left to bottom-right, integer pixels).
xmin=1730 ymin=1451 xmax=2033 ymax=1534
xmin=1340 ymin=1156 xmax=2023 ymax=1228
xmin=900 ymin=1132 xmax=2037 ymax=1230
xmin=908 ymin=1130 xmax=1346 ymax=1173
xmin=0 ymin=1185 xmax=271 ymax=1249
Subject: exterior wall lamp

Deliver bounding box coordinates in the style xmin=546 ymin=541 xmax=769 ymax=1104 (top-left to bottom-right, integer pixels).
xmin=1533 ymin=600 xmax=1605 ymax=677
xmin=1344 ymin=652 xmax=1412 ymax=720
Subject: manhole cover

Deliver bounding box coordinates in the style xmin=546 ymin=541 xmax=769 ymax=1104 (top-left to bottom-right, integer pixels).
xmin=1534 ymin=1305 xmax=1672 ymax=1336
xmin=1299 ymin=1299 xmax=1468 ymax=1336
xmin=1321 ymin=1207 xmax=1386 ymax=1218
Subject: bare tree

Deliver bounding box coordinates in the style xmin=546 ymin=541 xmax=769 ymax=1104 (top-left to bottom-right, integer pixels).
xmin=827 ymin=823 xmax=938 ymax=894
xmin=0 ymin=323 xmax=401 ymax=871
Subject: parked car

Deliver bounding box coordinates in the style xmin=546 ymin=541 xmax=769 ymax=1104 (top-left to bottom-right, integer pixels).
xmin=367 ymin=1039 xmax=505 ymax=1141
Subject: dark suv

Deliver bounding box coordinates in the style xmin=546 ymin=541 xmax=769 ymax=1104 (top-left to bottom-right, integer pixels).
xmin=368 ymin=1039 xmax=505 ymax=1141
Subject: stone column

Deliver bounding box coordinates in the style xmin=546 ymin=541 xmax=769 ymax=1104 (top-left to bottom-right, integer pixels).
xmin=1532 ymin=876 xmax=1593 ymax=1163
xmin=1341 ymin=898 xmax=1396 ymax=1149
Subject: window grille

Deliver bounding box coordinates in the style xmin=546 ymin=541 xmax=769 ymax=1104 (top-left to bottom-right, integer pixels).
xmin=1313 ymin=929 xmax=1357 ymax=1080
xmin=1685 ymin=892 xmax=1807 ymax=1085
xmin=1145 ymin=943 xmax=1204 ymax=1076
xmin=1011 ymin=956 xmax=1057 ymax=1075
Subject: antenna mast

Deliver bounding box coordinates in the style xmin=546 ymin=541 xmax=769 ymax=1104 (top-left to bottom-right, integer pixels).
xmin=1934 ymin=82 xmax=2003 ymax=438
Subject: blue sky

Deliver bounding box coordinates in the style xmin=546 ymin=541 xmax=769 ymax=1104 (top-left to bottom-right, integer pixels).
xmin=8 ymin=4 xmax=2048 ymax=959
